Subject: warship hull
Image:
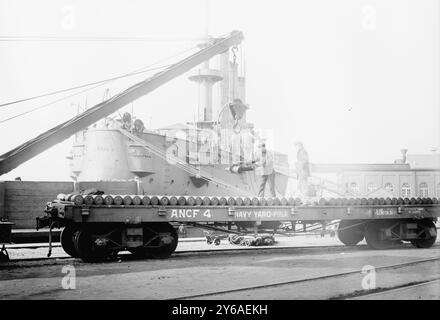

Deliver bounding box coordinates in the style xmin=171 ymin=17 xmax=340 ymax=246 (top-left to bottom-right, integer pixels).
xmin=69 ymin=127 xmax=290 ymax=197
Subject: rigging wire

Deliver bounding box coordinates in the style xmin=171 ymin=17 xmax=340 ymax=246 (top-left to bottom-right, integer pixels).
xmin=0 ymin=45 xmax=198 ymax=109
xmin=0 ymin=65 xmax=175 ymax=124
xmin=0 ymin=65 xmax=167 ymax=109
xmin=0 ymin=82 xmax=111 ymax=125
xmin=0 ymin=35 xmax=204 ymax=42
xmin=0 ymin=45 xmax=199 ymax=124
xmin=0 ymin=31 xmax=232 ymax=43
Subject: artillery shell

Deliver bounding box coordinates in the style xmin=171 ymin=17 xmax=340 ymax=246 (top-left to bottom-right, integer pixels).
xmin=132 ymin=195 xmax=142 ymax=205
xmin=104 ymin=195 xmax=114 ymax=205
xmin=202 ymin=197 xmax=211 ymax=206
xmin=150 ymin=196 xmax=159 ymax=206
xmin=72 ymin=195 xmax=84 ymax=205
xmin=227 ymin=197 xmax=236 ymax=206
xmin=123 ymin=195 xmax=133 ymax=205
xmin=93 ymin=195 xmax=104 ymax=205
xmin=242 ymin=197 xmax=251 ymax=206
xmin=84 ymin=195 xmax=94 ymax=206
xmin=195 ymin=197 xmax=203 ymax=206
xmin=210 ymin=197 xmax=219 ymax=206
xmin=186 ymin=196 xmax=196 ymax=206
xmin=141 ymin=196 xmax=151 ymax=205
xmin=251 ymin=197 xmax=260 ymax=206
xmin=235 ymin=197 xmax=243 ymax=206
xmin=113 ymin=195 xmax=123 ymax=205
xmin=160 ymin=196 xmax=169 ymax=206
xmin=219 ymin=197 xmax=227 ymax=206
xmin=168 ymin=196 xmax=178 ymax=205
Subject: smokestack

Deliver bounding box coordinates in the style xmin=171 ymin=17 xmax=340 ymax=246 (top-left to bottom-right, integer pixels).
xmin=401 ymin=149 xmax=407 ymax=163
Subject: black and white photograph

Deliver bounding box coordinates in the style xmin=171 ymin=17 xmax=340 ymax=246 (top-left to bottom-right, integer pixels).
xmin=0 ymin=0 xmax=439 ymax=309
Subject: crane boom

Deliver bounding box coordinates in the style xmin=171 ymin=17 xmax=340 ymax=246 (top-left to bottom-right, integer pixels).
xmin=0 ymin=31 xmax=244 ymax=176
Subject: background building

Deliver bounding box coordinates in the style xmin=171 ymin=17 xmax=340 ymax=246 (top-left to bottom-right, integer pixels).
xmin=312 ymin=150 xmax=440 ymax=198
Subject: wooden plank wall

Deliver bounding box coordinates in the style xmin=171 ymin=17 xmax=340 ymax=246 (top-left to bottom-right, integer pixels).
xmin=4 ymin=181 xmax=73 ymax=229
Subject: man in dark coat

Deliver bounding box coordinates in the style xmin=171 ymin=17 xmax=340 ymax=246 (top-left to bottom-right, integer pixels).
xmin=295 ymin=141 xmax=311 ymax=195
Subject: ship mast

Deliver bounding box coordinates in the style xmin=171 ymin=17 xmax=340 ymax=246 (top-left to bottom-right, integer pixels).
xmin=188 ymin=0 xmax=223 ymax=124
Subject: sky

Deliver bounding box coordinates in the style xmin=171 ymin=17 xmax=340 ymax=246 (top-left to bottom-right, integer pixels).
xmin=0 ymin=0 xmax=439 ymax=181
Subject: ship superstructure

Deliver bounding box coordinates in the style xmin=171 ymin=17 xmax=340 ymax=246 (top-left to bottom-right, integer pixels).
xmin=68 ymin=35 xmax=290 ymax=197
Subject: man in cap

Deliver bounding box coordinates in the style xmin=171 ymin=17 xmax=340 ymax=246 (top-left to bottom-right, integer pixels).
xmin=133 ymin=119 xmax=145 ymax=134
xmin=254 ymin=142 xmax=276 ymax=197
xmin=122 ymin=112 xmax=132 ymax=131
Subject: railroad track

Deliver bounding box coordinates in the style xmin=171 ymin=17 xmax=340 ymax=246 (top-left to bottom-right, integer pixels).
xmin=3 ymin=242 xmax=438 ymax=269
xmin=348 ymin=278 xmax=440 ymax=299
xmin=2 ymin=243 xmax=367 ymax=266
xmin=169 ymin=256 xmax=440 ymax=300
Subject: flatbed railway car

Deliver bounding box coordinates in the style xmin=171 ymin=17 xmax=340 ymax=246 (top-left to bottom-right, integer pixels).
xmin=37 ymin=194 xmax=439 ymax=262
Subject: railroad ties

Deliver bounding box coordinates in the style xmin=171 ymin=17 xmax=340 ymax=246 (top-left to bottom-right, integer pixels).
xmin=56 ymin=194 xmax=439 ymax=207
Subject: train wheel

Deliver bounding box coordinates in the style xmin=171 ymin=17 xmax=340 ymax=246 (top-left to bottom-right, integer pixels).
xmin=143 ymin=223 xmax=178 ymax=259
xmin=337 ymin=220 xmax=366 ymax=246
xmin=60 ymin=226 xmax=79 ymax=258
xmin=74 ymin=228 xmax=112 ymax=262
xmin=365 ymin=220 xmax=401 ymax=250
xmin=411 ymin=219 xmax=437 ymax=248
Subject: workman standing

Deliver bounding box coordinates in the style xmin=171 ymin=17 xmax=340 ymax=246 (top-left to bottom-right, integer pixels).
xmin=295 ymin=141 xmax=311 ymax=195
xmin=254 ymin=142 xmax=276 ymax=197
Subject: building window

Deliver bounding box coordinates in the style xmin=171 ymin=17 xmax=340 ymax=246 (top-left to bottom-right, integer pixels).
xmin=419 ymin=182 xmax=428 ymax=198
xmin=384 ymin=182 xmax=394 ymax=193
xmin=349 ymin=182 xmax=359 ymax=193
xmin=401 ymin=183 xmax=411 ymax=198
xmin=367 ymin=183 xmax=376 ymax=193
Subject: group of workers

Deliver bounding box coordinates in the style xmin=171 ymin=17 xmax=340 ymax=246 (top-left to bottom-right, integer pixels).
xmin=121 ymin=112 xmax=145 ymax=134
xmin=225 ymin=99 xmax=311 ymax=197
xmin=253 ymin=141 xmax=310 ymax=198
xmin=119 ymin=98 xmax=309 ymax=197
